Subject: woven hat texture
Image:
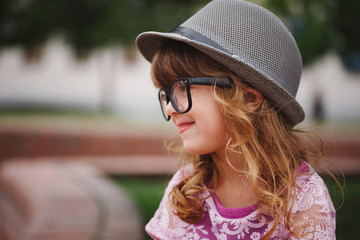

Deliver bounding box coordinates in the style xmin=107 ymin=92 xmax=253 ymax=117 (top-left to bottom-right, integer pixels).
xmin=136 ymin=0 xmax=304 ymax=126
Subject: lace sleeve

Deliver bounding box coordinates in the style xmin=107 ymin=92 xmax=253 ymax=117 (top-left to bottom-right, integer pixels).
xmin=288 ymin=170 xmax=336 ymax=239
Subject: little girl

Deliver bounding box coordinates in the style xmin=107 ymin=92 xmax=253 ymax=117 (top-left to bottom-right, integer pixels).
xmin=136 ymin=0 xmax=336 ymax=239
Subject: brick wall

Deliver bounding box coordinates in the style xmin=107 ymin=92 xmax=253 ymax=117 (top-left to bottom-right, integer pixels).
xmin=0 ymin=127 xmax=359 ymax=174
xmin=0 ymin=128 xmax=169 ymax=161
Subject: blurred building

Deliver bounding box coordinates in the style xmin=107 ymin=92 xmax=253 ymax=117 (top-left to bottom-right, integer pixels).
xmin=0 ymin=40 xmax=360 ymax=124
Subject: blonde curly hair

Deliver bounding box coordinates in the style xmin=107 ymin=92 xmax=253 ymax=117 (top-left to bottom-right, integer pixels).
xmin=151 ymin=40 xmax=335 ymax=239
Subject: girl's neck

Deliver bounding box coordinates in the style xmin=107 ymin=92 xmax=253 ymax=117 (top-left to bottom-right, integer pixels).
xmin=216 ymin=150 xmax=247 ymax=182
xmin=212 ymin=152 xmax=258 ymax=209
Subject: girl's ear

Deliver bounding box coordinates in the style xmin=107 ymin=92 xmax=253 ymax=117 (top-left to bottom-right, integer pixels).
xmin=244 ymin=87 xmax=263 ymax=112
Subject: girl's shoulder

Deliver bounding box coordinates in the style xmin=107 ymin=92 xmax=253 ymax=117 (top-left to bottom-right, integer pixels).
xmin=288 ymin=162 xmax=336 ymax=238
xmin=294 ymin=161 xmax=328 ymax=189
xmin=293 ymin=161 xmax=333 ymax=206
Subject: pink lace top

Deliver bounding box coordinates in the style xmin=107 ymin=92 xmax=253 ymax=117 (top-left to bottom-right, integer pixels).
xmin=145 ymin=162 xmax=336 ymax=239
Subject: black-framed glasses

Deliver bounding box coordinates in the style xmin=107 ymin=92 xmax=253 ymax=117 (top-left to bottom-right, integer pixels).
xmin=158 ymin=77 xmax=233 ymax=121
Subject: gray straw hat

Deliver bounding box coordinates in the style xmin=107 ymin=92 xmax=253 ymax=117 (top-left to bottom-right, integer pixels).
xmin=136 ymin=0 xmax=304 ymax=126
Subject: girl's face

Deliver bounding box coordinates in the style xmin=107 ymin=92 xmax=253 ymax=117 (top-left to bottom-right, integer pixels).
xmin=166 ymin=83 xmax=227 ymax=155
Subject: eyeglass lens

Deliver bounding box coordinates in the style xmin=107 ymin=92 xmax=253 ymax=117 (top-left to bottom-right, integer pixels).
xmin=159 ymin=80 xmax=190 ymax=120
xmin=158 ymin=77 xmax=232 ymax=120
xmin=159 ymin=90 xmax=169 ymax=120
xmin=170 ymin=80 xmax=189 ymax=113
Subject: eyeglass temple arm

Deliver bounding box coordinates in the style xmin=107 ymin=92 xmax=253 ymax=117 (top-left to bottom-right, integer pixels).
xmin=187 ymin=77 xmax=233 ymax=88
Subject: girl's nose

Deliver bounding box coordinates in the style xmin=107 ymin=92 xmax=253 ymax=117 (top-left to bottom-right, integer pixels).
xmin=165 ymin=101 xmax=177 ymax=118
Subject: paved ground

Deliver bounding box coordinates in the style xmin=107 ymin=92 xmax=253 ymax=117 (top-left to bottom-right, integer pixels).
xmin=0 ymin=159 xmax=143 ymax=240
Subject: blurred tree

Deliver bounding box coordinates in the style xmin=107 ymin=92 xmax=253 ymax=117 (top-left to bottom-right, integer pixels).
xmin=264 ymin=0 xmax=360 ymax=72
xmin=333 ymin=0 xmax=360 ymax=72
xmin=0 ymin=0 xmax=358 ymax=65
xmin=0 ymin=0 xmax=209 ymax=59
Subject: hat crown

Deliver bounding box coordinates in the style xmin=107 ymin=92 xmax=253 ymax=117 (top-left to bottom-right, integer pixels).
xmin=135 ymin=0 xmax=305 ymax=125
xmin=181 ymin=0 xmax=302 ymax=98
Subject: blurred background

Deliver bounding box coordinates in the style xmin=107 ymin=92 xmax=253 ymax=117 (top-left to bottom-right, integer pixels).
xmin=0 ymin=0 xmax=359 ymax=239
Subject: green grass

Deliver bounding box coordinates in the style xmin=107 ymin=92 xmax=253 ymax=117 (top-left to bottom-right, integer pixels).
xmin=113 ymin=176 xmax=169 ymax=239
xmin=114 ymin=175 xmax=359 ymax=240
xmin=324 ymin=175 xmax=360 ymax=240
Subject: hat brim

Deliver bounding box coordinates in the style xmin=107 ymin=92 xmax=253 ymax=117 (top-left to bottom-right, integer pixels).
xmin=136 ymin=31 xmax=305 ymax=126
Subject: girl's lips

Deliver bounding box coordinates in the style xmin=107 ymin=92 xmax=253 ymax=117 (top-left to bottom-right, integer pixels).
xmin=177 ymin=122 xmax=194 ymax=134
